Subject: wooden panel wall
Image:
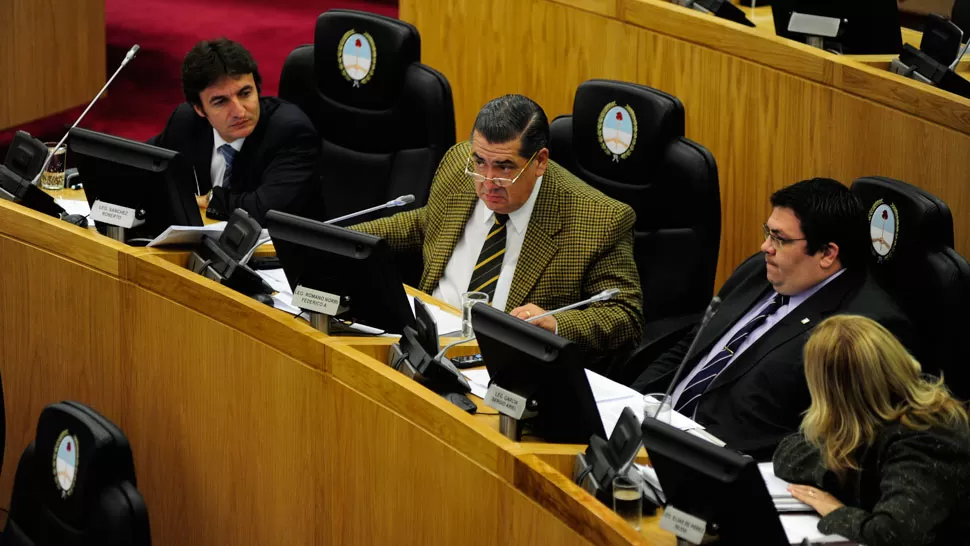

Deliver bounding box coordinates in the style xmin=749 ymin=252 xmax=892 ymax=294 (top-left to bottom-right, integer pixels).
xmin=400 ymin=0 xmax=970 ymax=287
xmin=0 ymin=0 xmax=106 ymax=129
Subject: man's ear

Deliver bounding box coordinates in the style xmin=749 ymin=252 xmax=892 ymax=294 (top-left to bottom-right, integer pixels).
xmin=819 ymin=242 xmax=840 ymax=269
xmin=192 ymin=104 xmax=207 ymax=118
xmin=533 ymin=147 xmax=550 ymax=177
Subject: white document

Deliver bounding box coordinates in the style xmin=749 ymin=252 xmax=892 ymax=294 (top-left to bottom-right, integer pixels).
xmin=54 ymin=198 xmax=92 ymax=226
xmin=585 ymin=369 xmax=712 ymax=436
xmin=257 ymin=268 xmax=291 ymax=296
xmin=147 ymin=222 xmax=227 ymax=247
xmin=408 ymin=297 xmax=464 ymax=337
xmin=146 ymin=223 xmax=270 ymax=248
xmin=779 ymin=514 xmax=854 ymax=545
xmin=461 ymin=368 xmax=490 ymax=399
xmin=759 ymin=462 xmax=814 ymax=512
xmin=635 ymin=463 xmax=666 ymax=504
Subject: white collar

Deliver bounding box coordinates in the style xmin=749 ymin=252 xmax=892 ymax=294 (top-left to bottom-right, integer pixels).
xmin=476 ymin=176 xmax=543 ymax=234
xmin=212 ymin=128 xmax=245 ymax=153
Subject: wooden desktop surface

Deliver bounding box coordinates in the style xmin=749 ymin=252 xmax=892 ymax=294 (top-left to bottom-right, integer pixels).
xmin=0 ymin=197 xmax=672 ymax=545
xmin=400 ymin=0 xmax=970 ymax=292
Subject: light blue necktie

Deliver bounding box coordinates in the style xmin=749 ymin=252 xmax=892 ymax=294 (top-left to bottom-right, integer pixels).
xmin=218 ymin=144 xmax=237 ymax=189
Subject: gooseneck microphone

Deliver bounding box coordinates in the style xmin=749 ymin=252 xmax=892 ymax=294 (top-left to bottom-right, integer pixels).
xmin=432 ymin=289 xmax=622 ymax=363
xmin=324 ymin=194 xmax=415 ymax=225
xmin=31 ymin=44 xmax=142 ymax=186
xmin=525 ymin=288 xmax=620 ymax=323
xmin=654 ymin=296 xmax=722 ymax=419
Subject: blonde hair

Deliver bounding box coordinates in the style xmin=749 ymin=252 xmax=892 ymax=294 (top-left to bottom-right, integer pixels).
xmin=802 ymin=315 xmax=968 ymax=476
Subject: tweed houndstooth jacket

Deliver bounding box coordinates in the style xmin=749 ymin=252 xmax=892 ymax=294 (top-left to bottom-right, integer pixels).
xmin=353 ymin=141 xmax=644 ymax=352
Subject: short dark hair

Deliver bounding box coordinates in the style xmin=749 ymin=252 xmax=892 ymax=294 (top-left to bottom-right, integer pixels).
xmin=182 ymin=38 xmax=262 ymax=107
xmin=770 ymin=178 xmax=868 ymax=268
xmin=471 ymin=95 xmax=549 ymax=159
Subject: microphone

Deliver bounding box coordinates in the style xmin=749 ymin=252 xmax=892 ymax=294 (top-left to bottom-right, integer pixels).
xmin=324 ymin=194 xmax=415 ymax=225
xmin=654 ymin=296 xmax=722 ymax=419
xmin=30 ymin=44 xmax=142 ymax=186
xmin=525 ymin=288 xmax=620 ymax=323
xmin=433 ymin=289 xmax=620 ymax=364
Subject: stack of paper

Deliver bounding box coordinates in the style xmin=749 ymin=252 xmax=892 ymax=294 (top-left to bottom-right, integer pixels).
xmin=759 ymin=462 xmax=814 ymax=512
xmin=255 ymin=268 xmax=302 ymax=315
xmin=54 ymin=198 xmax=92 ymax=226
xmin=147 ymin=223 xmax=270 ymax=247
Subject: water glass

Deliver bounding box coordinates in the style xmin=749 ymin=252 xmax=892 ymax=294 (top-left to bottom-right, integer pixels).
xmin=41 ymin=142 xmax=66 ymax=190
xmin=460 ymin=291 xmax=489 ymax=338
xmin=612 ymin=475 xmax=642 ymax=531
xmin=643 ymin=393 xmax=672 ymax=424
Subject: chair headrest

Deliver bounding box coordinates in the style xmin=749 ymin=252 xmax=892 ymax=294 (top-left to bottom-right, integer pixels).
xmin=314 ymin=9 xmax=421 ymax=110
xmin=850 ymin=176 xmax=955 ymax=265
xmin=570 ymin=80 xmax=685 ymax=184
xmin=30 ymin=402 xmax=135 ymax=528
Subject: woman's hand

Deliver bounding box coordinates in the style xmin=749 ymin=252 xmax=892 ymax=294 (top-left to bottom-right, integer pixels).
xmin=788 ymin=484 xmax=844 ymax=517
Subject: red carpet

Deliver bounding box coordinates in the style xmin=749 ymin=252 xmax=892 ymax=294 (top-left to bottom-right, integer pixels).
xmin=1 ymin=0 xmax=396 ymax=155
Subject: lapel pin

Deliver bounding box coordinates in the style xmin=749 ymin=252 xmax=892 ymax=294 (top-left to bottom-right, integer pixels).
xmin=801 ymin=318 xmax=810 ymax=325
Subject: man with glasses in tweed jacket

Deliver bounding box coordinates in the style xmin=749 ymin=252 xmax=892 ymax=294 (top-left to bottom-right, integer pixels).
xmin=353 ymin=94 xmax=643 ymax=352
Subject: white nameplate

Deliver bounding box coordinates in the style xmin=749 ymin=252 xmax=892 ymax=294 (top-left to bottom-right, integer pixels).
xmin=90 ymin=200 xmax=137 ymax=228
xmin=659 ymin=505 xmax=707 ymax=544
xmin=292 ymin=285 xmax=341 ymax=316
xmin=484 ymin=384 xmax=529 ymax=419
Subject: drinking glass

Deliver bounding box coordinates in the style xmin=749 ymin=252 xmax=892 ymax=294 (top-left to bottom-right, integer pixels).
xmin=41 ymin=143 xmax=66 ymax=190
xmin=612 ymin=475 xmax=642 ymax=531
xmin=460 ymin=291 xmax=489 ymax=338
xmin=643 ymin=393 xmax=672 ymax=424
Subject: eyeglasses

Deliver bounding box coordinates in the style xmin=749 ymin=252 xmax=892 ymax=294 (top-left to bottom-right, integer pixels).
xmin=464 ymin=149 xmax=538 ymax=187
xmin=762 ymin=223 xmax=807 ymax=249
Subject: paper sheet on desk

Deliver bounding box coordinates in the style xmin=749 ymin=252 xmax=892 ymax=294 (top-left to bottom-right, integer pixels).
xmin=461 ymin=369 xmax=490 ymax=399
xmin=779 ymin=514 xmax=854 ymax=544
xmin=147 ymin=223 xmax=270 ymax=247
xmin=758 ymin=462 xmax=815 ymax=512
xmin=255 ymin=269 xmax=303 ymax=315
xmin=585 ymin=369 xmax=704 ymax=435
xmin=54 ymin=198 xmax=92 ymax=226
xmin=407 ymin=296 xmax=463 ymax=336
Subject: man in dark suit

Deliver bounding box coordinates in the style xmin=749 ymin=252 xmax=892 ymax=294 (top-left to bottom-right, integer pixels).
xmin=632 ymin=178 xmax=912 ymax=460
xmin=152 ymin=38 xmax=320 ymax=224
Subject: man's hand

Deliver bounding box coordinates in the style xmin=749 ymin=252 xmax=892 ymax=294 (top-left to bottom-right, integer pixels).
xmin=195 ymin=193 xmax=210 ymax=209
xmin=788 ymin=485 xmax=844 ymax=517
xmin=510 ymin=304 xmax=557 ymax=333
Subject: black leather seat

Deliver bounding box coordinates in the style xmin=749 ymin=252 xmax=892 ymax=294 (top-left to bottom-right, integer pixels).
xmin=1 ymin=401 xmax=150 ymax=546
xmin=850 ymin=176 xmax=970 ymax=399
xmin=548 ymin=80 xmax=721 ymax=382
xmin=279 ymin=10 xmax=455 ymax=284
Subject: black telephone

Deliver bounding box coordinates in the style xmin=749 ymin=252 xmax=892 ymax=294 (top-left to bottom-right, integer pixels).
xmin=187 ymin=208 xmax=273 ymax=297
xmin=0 ymin=131 xmax=66 ymax=218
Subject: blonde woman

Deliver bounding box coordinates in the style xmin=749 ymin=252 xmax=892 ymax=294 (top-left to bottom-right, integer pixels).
xmin=773 ymin=315 xmax=970 ymax=546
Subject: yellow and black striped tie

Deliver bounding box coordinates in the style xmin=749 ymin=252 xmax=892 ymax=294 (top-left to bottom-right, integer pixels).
xmin=468 ymin=213 xmax=510 ymax=300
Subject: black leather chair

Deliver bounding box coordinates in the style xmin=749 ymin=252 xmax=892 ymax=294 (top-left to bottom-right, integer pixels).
xmin=548 ymin=80 xmax=721 ymax=383
xmin=1 ymin=401 xmax=150 ymax=546
xmin=279 ymin=10 xmax=455 ymax=284
xmin=850 ymin=176 xmax=970 ymax=399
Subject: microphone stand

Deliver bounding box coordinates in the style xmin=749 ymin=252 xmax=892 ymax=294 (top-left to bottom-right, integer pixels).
xmin=30 ymin=45 xmax=141 ymax=187
xmin=324 ymin=194 xmax=415 ymax=225
xmin=653 ymin=297 xmax=721 ymax=419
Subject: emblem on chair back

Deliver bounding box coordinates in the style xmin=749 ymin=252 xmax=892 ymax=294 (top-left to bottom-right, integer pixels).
xmin=597 ymin=102 xmax=638 ymax=162
xmin=337 ymin=30 xmax=377 ymax=87
xmin=868 ymin=199 xmax=900 ymax=262
xmin=52 ymin=429 xmax=79 ymax=499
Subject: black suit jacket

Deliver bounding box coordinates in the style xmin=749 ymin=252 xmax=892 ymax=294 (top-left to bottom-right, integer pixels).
xmin=151 ymin=96 xmax=321 ymax=224
xmin=774 ymin=424 xmax=970 ymax=546
xmin=632 ymin=253 xmax=913 ymax=459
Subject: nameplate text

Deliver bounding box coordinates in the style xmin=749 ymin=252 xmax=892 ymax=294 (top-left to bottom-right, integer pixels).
xmin=292 ymin=285 xmax=341 ymax=316
xmin=484 ymin=384 xmax=528 ymax=419
xmin=90 ymin=200 xmax=136 ymax=228
xmin=659 ymin=505 xmax=707 ymax=544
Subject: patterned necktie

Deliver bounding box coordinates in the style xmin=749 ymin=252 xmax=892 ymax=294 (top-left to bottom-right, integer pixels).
xmin=467 ymin=213 xmax=510 ymax=301
xmin=675 ymin=293 xmax=789 ymax=418
xmin=218 ymin=144 xmax=237 ymax=189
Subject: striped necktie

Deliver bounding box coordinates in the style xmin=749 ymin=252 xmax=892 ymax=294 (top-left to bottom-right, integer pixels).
xmin=467 ymin=213 xmax=510 ymax=301
xmin=675 ymin=293 xmax=789 ymax=418
xmin=218 ymin=143 xmax=237 ymax=189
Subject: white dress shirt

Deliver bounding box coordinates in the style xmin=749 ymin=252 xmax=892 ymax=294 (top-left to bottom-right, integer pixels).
xmin=209 ymin=129 xmax=245 ymax=189
xmin=670 ymin=268 xmax=847 ymax=408
xmin=432 ymin=177 xmax=543 ymax=312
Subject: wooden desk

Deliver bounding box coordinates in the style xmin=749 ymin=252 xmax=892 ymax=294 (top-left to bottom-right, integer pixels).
xmin=0 ymin=197 xmax=668 ymax=545
xmin=0 ymin=0 xmax=106 ymax=130
xmin=400 ymin=0 xmax=970 ymax=290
